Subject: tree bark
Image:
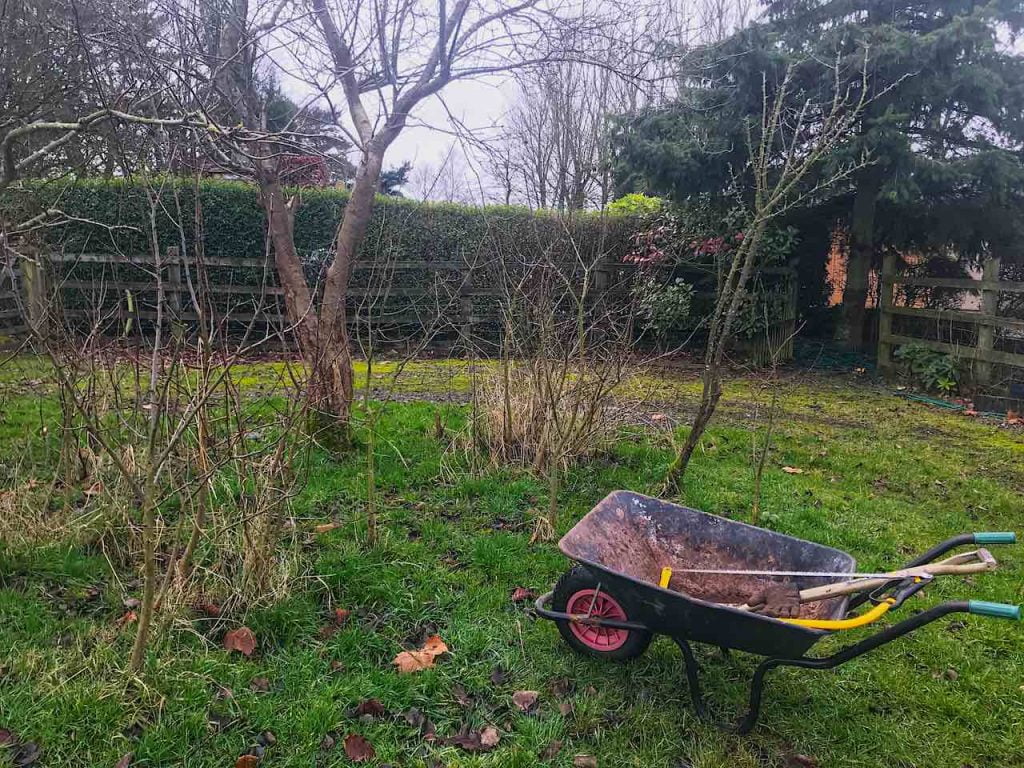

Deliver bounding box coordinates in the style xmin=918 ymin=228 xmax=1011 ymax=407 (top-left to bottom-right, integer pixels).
xmin=837 ymin=164 xmax=883 ymax=350
xmin=312 ymin=144 xmax=388 ymax=429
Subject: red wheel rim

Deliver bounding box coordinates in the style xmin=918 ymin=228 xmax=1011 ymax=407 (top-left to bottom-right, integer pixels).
xmin=566 ymin=588 xmax=630 ymax=651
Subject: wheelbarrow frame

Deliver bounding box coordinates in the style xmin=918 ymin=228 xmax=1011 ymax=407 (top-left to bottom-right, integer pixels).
xmin=535 ymin=496 xmax=1018 ymax=733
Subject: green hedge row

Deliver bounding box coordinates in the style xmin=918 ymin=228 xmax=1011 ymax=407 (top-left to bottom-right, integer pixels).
xmin=9 ymin=178 xmax=637 ymax=270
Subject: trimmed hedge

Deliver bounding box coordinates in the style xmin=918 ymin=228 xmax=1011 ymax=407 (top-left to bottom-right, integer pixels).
xmin=9 ymin=178 xmax=637 ymax=269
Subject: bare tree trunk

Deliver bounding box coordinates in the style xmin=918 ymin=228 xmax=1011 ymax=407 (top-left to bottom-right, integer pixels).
xmin=312 ymin=146 xmax=387 ymax=433
xmin=837 ymin=168 xmax=882 ymax=350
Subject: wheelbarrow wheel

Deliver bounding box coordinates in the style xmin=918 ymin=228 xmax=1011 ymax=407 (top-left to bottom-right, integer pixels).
xmin=552 ymin=566 xmax=652 ymax=660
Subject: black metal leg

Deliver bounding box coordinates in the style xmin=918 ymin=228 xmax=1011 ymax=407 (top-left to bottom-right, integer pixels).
xmin=676 ymin=602 xmax=971 ymax=734
xmin=675 ymin=638 xmax=768 ymax=734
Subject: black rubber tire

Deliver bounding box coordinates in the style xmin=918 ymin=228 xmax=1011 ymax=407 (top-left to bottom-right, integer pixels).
xmin=551 ymin=565 xmax=653 ymax=661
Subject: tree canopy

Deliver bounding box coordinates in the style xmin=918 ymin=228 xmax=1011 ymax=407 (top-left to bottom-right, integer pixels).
xmin=616 ymin=0 xmax=1024 ymax=345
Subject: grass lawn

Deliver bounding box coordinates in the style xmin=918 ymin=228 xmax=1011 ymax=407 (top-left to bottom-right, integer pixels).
xmin=0 ymin=357 xmax=1022 ymax=767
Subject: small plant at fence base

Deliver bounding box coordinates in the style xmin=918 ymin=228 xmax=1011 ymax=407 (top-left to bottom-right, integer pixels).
xmin=894 ymin=343 xmax=960 ymax=394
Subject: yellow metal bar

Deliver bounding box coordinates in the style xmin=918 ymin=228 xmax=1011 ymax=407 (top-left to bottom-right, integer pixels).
xmin=779 ymin=598 xmax=895 ymax=630
xmin=659 ymin=567 xmax=673 ymax=588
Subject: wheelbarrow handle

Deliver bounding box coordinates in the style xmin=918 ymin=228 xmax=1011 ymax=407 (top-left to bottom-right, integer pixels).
xmin=907 ymin=532 xmax=1016 ymax=568
xmin=974 ymin=531 xmax=1017 ymax=544
xmin=969 ymin=600 xmax=1022 ymax=620
xmin=846 ymin=532 xmax=1016 ymax=612
xmin=684 ymin=599 xmax=1022 ymax=734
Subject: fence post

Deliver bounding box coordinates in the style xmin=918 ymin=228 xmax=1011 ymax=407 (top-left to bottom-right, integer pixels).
xmin=460 ymin=260 xmax=473 ymax=350
xmin=22 ymin=248 xmax=52 ymax=339
xmin=975 ymin=255 xmax=1001 ymax=386
xmin=784 ymin=260 xmax=799 ymax=361
xmin=166 ymin=246 xmax=182 ymax=320
xmin=877 ymin=251 xmax=897 ymax=376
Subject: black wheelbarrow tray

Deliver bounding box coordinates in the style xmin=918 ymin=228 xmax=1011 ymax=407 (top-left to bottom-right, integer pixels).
xmin=535 ymin=491 xmax=1020 ymax=733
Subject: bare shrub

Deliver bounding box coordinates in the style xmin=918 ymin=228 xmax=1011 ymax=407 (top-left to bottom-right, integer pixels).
xmin=467 ymin=219 xmax=641 ymax=539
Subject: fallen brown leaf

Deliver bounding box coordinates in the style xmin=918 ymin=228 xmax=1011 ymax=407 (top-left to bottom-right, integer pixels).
xmin=0 ymin=729 xmax=13 ymax=745
xmin=452 ymin=683 xmax=475 ymax=708
xmin=223 ymin=626 xmax=257 ymax=657
xmin=448 ymin=726 xmax=500 ymax=752
xmin=393 ymin=634 xmax=448 ymax=673
xmin=539 ymin=740 xmax=563 ymax=760
xmin=343 ymin=733 xmax=375 ymax=762
xmin=234 ymin=756 xmax=259 ymax=768
xmin=333 ymin=608 xmax=351 ymax=625
xmin=13 ymin=741 xmax=40 ymax=766
xmin=785 ymin=754 xmax=819 ymax=768
xmin=116 ymin=610 xmax=138 ymax=627
xmin=480 ymin=726 xmax=500 ymax=749
xmin=350 ymin=699 xmax=386 ymax=719
xmin=510 ymin=587 xmax=536 ymax=603
xmin=315 ymin=521 xmax=340 ymax=534
xmin=573 ymin=755 xmax=597 ymax=768
xmin=489 ymin=665 xmax=508 ymax=685
xmin=550 ymin=677 xmax=575 ymax=697
xmin=558 ymin=700 xmax=574 ymax=717
xmin=781 ymin=466 xmax=804 ymax=475
xmin=195 ymin=602 xmax=221 ymax=617
xmin=249 ymin=677 xmax=270 ymax=693
xmin=512 ymin=690 xmax=539 ymax=713
xmin=114 ymin=753 xmax=133 ymax=768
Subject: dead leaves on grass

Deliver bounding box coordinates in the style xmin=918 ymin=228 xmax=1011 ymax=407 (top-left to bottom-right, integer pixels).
xmin=223 ymin=626 xmax=257 ymax=656
xmin=343 ymin=733 xmax=375 ymax=762
xmin=512 ymin=690 xmax=539 ymax=713
xmin=393 ymin=634 xmax=448 ymax=673
xmin=0 ymin=729 xmax=40 ymax=766
xmin=349 ymin=699 xmax=386 ymax=719
xmin=781 ymin=466 xmax=804 ymax=475
xmin=510 ymin=587 xmax=536 ymax=603
xmin=446 ymin=725 xmax=500 ymax=752
xmin=319 ymin=607 xmax=352 ymax=639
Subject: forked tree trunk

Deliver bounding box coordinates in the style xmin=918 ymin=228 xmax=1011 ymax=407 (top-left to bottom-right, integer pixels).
xmin=259 ymin=172 xmax=353 ymax=428
xmin=259 ymin=143 xmax=389 ymax=439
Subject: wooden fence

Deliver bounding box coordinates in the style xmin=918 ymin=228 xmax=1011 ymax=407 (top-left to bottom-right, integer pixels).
xmin=877 ymin=252 xmax=1024 ymax=383
xmin=3 ymin=249 xmax=800 ymax=362
xmin=0 ymin=262 xmax=27 ymax=338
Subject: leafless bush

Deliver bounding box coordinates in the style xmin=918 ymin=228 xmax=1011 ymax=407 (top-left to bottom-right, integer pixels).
xmin=467 ymin=219 xmax=642 ymax=539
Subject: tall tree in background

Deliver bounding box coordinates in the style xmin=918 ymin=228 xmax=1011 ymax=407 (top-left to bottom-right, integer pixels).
xmin=778 ymin=0 xmax=1024 ymax=348
xmin=619 ymin=1 xmax=1024 ymax=348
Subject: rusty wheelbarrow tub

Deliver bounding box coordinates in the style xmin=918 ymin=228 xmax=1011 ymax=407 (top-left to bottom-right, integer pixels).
xmin=534 ymin=491 xmax=1020 ymax=733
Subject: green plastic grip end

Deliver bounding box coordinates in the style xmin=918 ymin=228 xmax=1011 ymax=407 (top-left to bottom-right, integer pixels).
xmin=968 ymin=601 xmax=1021 ymax=620
xmin=974 ymin=532 xmax=1017 ymax=545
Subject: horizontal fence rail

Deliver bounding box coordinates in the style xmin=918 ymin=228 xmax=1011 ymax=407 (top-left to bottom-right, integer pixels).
xmin=878 ymin=253 xmax=1024 ymax=383
xmin=3 ymin=249 xmax=800 ymax=363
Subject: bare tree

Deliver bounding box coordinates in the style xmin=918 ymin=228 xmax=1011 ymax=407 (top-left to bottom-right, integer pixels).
xmin=251 ymin=0 xmax=598 ymax=437
xmin=664 ymin=60 xmax=877 ymax=491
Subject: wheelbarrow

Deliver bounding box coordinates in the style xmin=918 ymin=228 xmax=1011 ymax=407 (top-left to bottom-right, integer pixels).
xmin=535 ymin=491 xmax=1020 ymax=733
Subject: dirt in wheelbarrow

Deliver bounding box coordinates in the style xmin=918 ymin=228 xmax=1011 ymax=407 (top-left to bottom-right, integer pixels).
xmin=587 ymin=520 xmax=842 ymax=620
xmin=658 ymin=543 xmax=841 ymax=620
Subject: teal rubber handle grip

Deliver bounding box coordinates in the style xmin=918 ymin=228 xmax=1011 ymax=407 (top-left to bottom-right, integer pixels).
xmin=968 ymin=601 xmax=1021 ymax=620
xmin=974 ymin=532 xmax=1016 ymax=545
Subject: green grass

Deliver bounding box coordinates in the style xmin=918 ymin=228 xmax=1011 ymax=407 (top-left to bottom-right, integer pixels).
xmin=1 ymin=360 xmax=1023 ymax=767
